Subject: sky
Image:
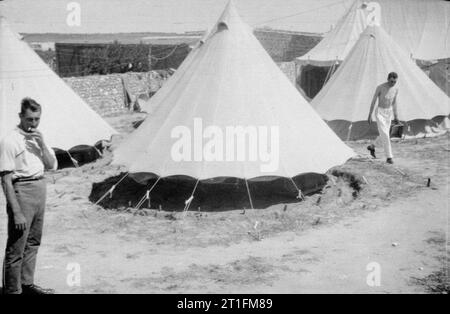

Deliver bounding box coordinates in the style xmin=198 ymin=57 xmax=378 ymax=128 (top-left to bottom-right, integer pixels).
xmin=0 ymin=0 xmax=355 ymax=34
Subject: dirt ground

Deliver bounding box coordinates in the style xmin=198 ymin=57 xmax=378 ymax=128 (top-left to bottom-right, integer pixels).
xmin=0 ymin=112 xmax=448 ymax=294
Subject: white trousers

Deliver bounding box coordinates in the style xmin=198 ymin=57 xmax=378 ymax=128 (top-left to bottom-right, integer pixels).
xmin=374 ymin=107 xmax=393 ymax=159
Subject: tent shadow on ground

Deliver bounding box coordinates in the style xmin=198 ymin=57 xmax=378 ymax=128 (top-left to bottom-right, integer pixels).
xmin=89 ymin=172 xmax=328 ymax=212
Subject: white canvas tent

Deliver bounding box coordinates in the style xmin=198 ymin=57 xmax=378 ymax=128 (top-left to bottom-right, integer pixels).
xmin=0 ymin=17 xmax=117 ymax=152
xmin=113 ymin=1 xmax=354 ymax=182
xmin=311 ymin=26 xmax=450 ymax=140
xmin=298 ymin=0 xmax=450 ymax=65
xmin=297 ymin=0 xmax=369 ymax=67
xmin=296 ymin=0 xmax=450 ymax=98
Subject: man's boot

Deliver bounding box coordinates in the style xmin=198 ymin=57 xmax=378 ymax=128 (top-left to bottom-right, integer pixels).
xmin=21 ymin=284 xmax=55 ymax=295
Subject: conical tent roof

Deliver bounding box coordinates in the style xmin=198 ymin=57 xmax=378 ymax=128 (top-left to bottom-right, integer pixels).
xmin=0 ymin=17 xmax=117 ymax=151
xmin=311 ymin=25 xmax=450 ymax=140
xmin=297 ymin=0 xmax=450 ymax=65
xmin=113 ymin=1 xmax=355 ymax=180
xmin=297 ymin=0 xmax=369 ymax=66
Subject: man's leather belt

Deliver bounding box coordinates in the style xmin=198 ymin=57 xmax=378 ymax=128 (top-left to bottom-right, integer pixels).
xmin=12 ymin=176 xmax=44 ymax=184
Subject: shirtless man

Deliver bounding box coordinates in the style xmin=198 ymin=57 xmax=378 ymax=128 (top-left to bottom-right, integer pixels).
xmin=367 ymin=72 xmax=400 ymax=164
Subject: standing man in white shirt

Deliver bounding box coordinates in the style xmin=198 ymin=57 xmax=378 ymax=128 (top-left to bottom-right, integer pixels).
xmin=367 ymin=72 xmax=400 ymax=164
xmin=0 ymin=98 xmax=57 ymax=294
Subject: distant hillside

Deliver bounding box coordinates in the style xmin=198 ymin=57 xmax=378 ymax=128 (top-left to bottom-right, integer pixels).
xmin=21 ymin=28 xmax=321 ymax=45
xmin=21 ymin=32 xmax=206 ymax=45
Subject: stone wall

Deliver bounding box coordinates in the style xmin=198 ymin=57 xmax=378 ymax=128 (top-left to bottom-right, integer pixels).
xmin=277 ymin=62 xmax=297 ymax=84
xmin=63 ymin=70 xmax=171 ymax=117
xmin=64 ymin=74 xmax=126 ymax=116
xmin=121 ymin=71 xmax=171 ymax=98
xmin=63 ymin=64 xmax=299 ymax=117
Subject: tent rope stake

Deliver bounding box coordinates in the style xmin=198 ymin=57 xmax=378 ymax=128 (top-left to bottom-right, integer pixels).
xmin=134 ymin=177 xmax=162 ymax=210
xmin=94 ymin=172 xmax=129 ymax=206
xmin=346 ymin=123 xmax=353 ymax=141
xmin=244 ymin=179 xmax=254 ymax=210
xmin=93 ymin=146 xmax=103 ymax=157
xmin=289 ymin=177 xmax=305 ymax=200
xmin=66 ymin=151 xmax=79 ymax=168
xmin=182 ymin=179 xmax=200 ymax=218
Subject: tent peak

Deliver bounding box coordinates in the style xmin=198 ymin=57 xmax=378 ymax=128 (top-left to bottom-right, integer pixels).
xmin=216 ymin=0 xmax=241 ymax=30
xmin=199 ymin=0 xmax=247 ymax=45
xmin=224 ymin=0 xmax=237 ymax=11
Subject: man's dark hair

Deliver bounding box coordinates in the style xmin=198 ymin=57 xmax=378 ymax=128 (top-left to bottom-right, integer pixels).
xmin=20 ymin=98 xmax=41 ymax=114
xmin=388 ymin=72 xmax=398 ymax=80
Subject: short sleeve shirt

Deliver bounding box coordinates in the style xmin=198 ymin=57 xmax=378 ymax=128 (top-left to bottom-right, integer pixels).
xmin=0 ymin=127 xmax=57 ymax=180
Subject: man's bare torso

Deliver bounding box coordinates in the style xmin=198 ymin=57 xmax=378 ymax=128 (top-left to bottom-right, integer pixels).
xmin=377 ymin=82 xmax=398 ymax=109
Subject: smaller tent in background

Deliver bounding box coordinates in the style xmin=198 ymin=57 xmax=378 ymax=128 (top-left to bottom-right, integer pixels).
xmin=311 ymin=26 xmax=450 ymax=141
xmin=296 ymin=0 xmax=370 ymax=98
xmin=297 ymin=0 xmax=368 ymax=67
xmin=296 ymin=0 xmax=450 ymax=99
xmin=0 ymin=17 xmax=118 ymax=167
